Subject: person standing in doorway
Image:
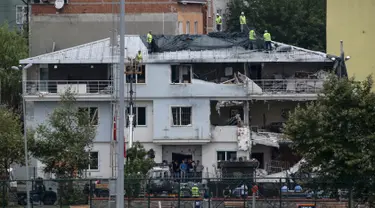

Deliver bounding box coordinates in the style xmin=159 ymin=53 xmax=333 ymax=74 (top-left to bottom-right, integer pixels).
xmin=239 ymin=12 xmax=246 ymax=32
xmin=216 ymin=13 xmax=223 ymax=32
xmin=180 ymin=160 xmax=187 ymax=182
xmin=173 ymin=160 xmax=180 ymax=179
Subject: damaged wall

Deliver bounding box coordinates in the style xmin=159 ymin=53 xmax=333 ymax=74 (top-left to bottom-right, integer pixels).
xmin=125 ymin=64 xmax=252 ymax=98
xmin=261 ymin=63 xmax=329 ymax=79
xmin=250 ymin=100 xmax=306 ymax=131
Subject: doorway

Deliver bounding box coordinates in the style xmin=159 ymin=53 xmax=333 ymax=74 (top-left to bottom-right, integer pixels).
xmin=251 ymin=153 xmax=264 ymax=169
xmin=172 ymin=153 xmax=192 ymax=163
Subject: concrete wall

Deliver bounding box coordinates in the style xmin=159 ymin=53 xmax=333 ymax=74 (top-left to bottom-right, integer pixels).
xmin=327 ymin=0 xmax=375 ymax=81
xmin=123 ymin=64 xmax=249 ymax=98
xmin=29 ymin=13 xmax=178 ymax=56
xmin=153 ymin=98 xmax=210 ymax=140
xmin=30 ymin=101 xmax=112 ymax=142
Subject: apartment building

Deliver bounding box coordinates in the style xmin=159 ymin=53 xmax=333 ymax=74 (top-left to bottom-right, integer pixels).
xmin=29 ymin=0 xmax=213 ymax=56
xmin=19 ymin=34 xmax=338 ymax=179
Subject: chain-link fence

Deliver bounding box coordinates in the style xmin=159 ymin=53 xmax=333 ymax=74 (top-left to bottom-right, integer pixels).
xmin=0 ymin=177 xmax=370 ymax=208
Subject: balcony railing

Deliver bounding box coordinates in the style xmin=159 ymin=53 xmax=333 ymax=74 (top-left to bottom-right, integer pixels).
xmin=24 ymin=80 xmax=113 ymax=95
xmin=250 ymin=79 xmax=324 ymax=94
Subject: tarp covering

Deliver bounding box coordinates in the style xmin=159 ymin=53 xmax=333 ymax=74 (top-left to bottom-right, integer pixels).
xmin=140 ymin=32 xmax=265 ymax=53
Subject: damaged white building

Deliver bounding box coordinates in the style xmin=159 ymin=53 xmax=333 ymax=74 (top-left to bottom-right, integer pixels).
xmin=18 ymin=34 xmax=340 ymax=179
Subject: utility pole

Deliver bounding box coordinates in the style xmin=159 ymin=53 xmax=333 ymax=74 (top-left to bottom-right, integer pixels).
xmin=127 ymin=59 xmax=136 ymax=149
xmin=116 ymin=0 xmax=125 ymax=207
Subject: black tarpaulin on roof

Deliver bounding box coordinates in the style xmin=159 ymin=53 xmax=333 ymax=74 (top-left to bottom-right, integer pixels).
xmin=140 ymin=32 xmax=265 ymax=53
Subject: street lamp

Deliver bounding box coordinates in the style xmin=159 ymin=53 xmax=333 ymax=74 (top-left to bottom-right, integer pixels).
xmin=12 ymin=63 xmax=32 ymax=208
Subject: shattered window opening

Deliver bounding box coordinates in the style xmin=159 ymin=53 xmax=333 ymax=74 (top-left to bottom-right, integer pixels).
xmin=126 ymin=107 xmax=147 ymax=127
xmin=171 ymin=106 xmax=192 ymax=126
xmin=78 ymin=107 xmax=99 ymax=126
xmin=171 ymin=65 xmax=192 ymax=84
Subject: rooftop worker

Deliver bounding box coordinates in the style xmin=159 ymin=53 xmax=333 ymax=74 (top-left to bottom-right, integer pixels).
xmin=249 ymin=28 xmax=256 ymax=50
xmin=239 ymin=12 xmax=246 ymax=32
xmin=216 ymin=13 xmax=222 ymax=32
xmin=146 ymin=30 xmax=153 ymax=53
xmin=136 ymin=50 xmax=142 ymax=62
xmin=263 ymin=30 xmax=272 ymax=51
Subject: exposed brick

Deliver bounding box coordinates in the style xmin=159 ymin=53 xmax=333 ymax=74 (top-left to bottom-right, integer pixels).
xmin=177 ymin=3 xmax=203 ymax=13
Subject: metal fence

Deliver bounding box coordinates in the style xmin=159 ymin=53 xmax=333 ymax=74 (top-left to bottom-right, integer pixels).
xmin=0 ymin=177 xmax=369 ymax=208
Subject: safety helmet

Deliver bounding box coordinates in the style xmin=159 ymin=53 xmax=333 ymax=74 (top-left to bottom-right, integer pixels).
xmin=265 ymin=30 xmax=268 ymax=33
xmin=241 ymin=12 xmax=244 ymax=15
xmin=217 ymin=13 xmax=219 ymax=16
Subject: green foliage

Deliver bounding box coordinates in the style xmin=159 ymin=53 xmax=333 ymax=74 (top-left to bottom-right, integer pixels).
xmin=0 ymin=106 xmax=24 ymax=174
xmin=124 ymin=142 xmax=155 ymax=198
xmin=225 ymin=0 xmax=326 ymax=51
xmin=0 ymin=23 xmax=28 ymax=110
xmin=284 ymin=75 xmax=375 ymax=201
xmin=28 ymin=90 xmax=97 ymax=178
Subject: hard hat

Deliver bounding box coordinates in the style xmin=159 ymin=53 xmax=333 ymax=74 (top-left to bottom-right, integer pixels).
xmin=241 ymin=12 xmax=244 ymax=15
xmin=194 ymin=183 xmax=197 ymax=186
xmin=217 ymin=13 xmax=219 ymax=16
xmin=265 ymin=30 xmax=268 ymax=33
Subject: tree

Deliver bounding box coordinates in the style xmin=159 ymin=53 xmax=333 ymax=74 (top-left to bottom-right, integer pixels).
xmin=0 ymin=23 xmax=28 ymax=110
xmin=225 ymin=0 xmax=326 ymax=51
xmin=0 ymin=106 xmax=24 ymax=177
xmin=124 ymin=142 xmax=155 ymax=199
xmin=283 ymin=75 xmax=375 ymax=203
xmin=28 ymin=90 xmax=97 ymax=178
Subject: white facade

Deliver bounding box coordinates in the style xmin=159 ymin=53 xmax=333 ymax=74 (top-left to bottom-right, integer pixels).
xmin=18 ymin=35 xmax=333 ymax=179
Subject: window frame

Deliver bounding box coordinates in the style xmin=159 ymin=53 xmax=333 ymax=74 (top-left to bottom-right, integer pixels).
xmin=170 ymin=106 xmax=192 ymax=127
xmin=125 ymin=65 xmax=146 ymax=84
xmin=178 ymin=21 xmax=183 ymax=35
xmin=126 ymin=106 xmax=147 ymax=127
xmin=216 ymin=151 xmax=237 ymax=161
xmin=170 ymin=64 xmax=193 ymax=84
xmin=186 ymin=21 xmax=190 ymax=34
xmin=15 ymin=5 xmax=27 ymax=25
xmin=78 ymin=106 xmax=99 ymax=126
xmin=194 ymin=21 xmax=198 ymax=34
xmin=87 ymin=151 xmax=99 ymax=171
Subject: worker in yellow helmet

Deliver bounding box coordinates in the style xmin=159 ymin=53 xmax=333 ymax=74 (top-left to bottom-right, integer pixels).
xmin=263 ymin=30 xmax=272 ymax=51
xmin=249 ymin=29 xmax=256 ymax=50
xmin=216 ymin=13 xmax=222 ymax=32
xmin=239 ymin=12 xmax=246 ymax=32
xmin=146 ymin=30 xmax=153 ymax=53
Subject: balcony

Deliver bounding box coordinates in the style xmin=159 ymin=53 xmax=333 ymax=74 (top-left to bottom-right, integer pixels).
xmin=23 ymin=80 xmax=113 ymax=98
xmin=249 ymin=79 xmax=324 ymax=94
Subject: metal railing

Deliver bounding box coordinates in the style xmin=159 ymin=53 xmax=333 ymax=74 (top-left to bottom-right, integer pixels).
xmin=250 ymin=79 xmax=325 ymax=94
xmin=23 ymin=80 xmax=113 ymax=96
xmin=0 ymin=177 xmax=366 ymax=208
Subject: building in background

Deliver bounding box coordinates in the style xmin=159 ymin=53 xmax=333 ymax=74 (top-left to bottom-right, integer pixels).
xmin=29 ymin=0 xmax=213 ymax=56
xmin=326 ymin=0 xmax=375 ymax=81
xmin=0 ymin=0 xmax=28 ymax=30
xmin=18 ymin=33 xmax=339 ymax=179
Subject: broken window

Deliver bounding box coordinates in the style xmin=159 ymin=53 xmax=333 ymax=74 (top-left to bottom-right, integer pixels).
xmin=126 ymin=65 xmax=146 ymax=84
xmin=192 ymin=63 xmax=245 ymax=83
xmin=87 ymin=152 xmax=99 ymax=170
xmin=171 ymin=65 xmax=192 ymax=84
xmin=171 ymin=107 xmax=192 ymax=126
xmin=126 ymin=107 xmax=147 ymax=127
xmin=210 ymin=101 xmax=244 ymax=126
xmin=79 ymin=107 xmax=99 ymax=125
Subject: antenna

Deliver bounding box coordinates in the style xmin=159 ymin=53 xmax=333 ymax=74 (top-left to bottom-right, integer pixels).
xmin=55 ymin=0 xmax=65 ymax=10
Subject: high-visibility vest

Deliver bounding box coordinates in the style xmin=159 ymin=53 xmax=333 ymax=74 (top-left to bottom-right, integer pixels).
xmin=136 ymin=53 xmax=142 ymax=61
xmin=240 ymin=15 xmax=246 ymax=25
xmin=216 ymin=16 xmax=222 ymax=25
xmin=147 ymin=33 xmax=153 ymax=43
xmin=263 ymin=32 xmax=271 ymax=41
xmin=249 ymin=30 xmax=256 ymax=40
xmin=192 ymin=186 xmax=199 ymax=197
